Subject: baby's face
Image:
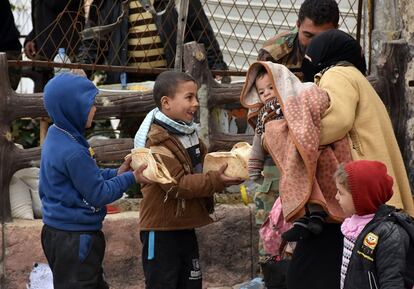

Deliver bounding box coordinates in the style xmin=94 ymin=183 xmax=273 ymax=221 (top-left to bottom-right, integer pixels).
xmin=255 ymin=73 xmax=275 ymax=103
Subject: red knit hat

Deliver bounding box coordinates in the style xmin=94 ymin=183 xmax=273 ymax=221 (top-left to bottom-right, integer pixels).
xmin=344 ymin=160 xmax=394 ymax=215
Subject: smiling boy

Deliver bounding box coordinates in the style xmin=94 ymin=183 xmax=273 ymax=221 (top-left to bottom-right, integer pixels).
xmin=134 ymin=71 xmax=242 ymax=289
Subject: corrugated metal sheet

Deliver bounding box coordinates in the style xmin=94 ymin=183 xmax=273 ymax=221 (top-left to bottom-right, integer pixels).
xmin=204 ymin=0 xmax=360 ymax=71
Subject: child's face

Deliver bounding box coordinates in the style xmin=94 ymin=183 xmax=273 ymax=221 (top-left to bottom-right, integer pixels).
xmin=335 ymin=181 xmax=356 ymax=217
xmin=161 ymin=81 xmax=199 ymax=123
xmin=85 ymin=105 xmax=96 ymax=128
xmin=255 ymin=73 xmax=275 ymax=103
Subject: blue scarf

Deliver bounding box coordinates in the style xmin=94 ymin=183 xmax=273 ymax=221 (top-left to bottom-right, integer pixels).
xmin=134 ymin=108 xmax=197 ymax=148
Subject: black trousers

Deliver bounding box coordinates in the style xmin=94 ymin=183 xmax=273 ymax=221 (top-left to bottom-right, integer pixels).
xmin=140 ymin=230 xmax=202 ymax=289
xmin=286 ymin=222 xmax=343 ymax=289
xmin=41 ymin=225 xmax=109 ymax=289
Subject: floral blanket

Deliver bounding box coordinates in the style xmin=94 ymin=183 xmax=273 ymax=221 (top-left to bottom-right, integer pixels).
xmin=241 ymin=61 xmax=352 ymax=222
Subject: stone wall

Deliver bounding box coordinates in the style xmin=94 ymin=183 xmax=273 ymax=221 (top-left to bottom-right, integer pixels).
xmin=371 ymin=0 xmax=414 ymax=191
xmin=398 ymin=0 xmax=414 ymax=189
xmin=370 ymin=0 xmax=402 ymax=75
xmin=2 ymin=204 xmax=258 ymax=289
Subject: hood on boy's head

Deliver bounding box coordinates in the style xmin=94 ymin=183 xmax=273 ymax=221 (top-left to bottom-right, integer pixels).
xmin=44 ymin=73 xmax=98 ymax=135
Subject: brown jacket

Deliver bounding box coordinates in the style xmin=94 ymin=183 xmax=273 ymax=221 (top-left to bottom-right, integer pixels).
xmin=139 ymin=123 xmax=225 ymax=231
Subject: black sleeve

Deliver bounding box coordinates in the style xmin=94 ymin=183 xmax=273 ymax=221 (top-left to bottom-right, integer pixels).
xmin=24 ymin=0 xmax=37 ymax=45
xmin=186 ymin=0 xmax=228 ymax=70
xmin=376 ymin=223 xmax=409 ymax=289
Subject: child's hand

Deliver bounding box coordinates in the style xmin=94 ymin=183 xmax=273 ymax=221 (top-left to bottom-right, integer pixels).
xmin=119 ymin=156 xmax=153 ymax=184
xmin=133 ymin=164 xmax=153 ymax=184
xmin=218 ymin=163 xmax=244 ymax=187
xmin=118 ymin=156 xmax=133 ymax=175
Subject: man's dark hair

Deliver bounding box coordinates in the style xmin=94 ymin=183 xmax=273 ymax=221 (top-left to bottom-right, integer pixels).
xmin=298 ymin=0 xmax=340 ymax=27
xmin=153 ymin=71 xmax=197 ymax=108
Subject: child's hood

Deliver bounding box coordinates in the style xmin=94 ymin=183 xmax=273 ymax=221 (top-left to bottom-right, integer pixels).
xmin=239 ymin=61 xmax=310 ymax=127
xmin=43 ymin=73 xmax=98 ymax=136
xmin=240 ymin=61 xmax=306 ymax=108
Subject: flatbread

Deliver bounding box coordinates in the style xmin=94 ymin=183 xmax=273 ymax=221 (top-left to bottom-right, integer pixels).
xmin=231 ymin=142 xmax=251 ymax=165
xmin=127 ymin=147 xmax=175 ymax=184
xmin=203 ymin=142 xmax=251 ymax=179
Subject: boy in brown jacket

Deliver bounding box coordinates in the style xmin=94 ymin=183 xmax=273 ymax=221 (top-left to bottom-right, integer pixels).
xmin=134 ymin=71 xmax=242 ymax=289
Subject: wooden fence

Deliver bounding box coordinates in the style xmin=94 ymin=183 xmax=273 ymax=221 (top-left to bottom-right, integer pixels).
xmin=0 ymin=42 xmax=251 ymax=222
xmin=1 ymin=40 xmax=413 ymax=223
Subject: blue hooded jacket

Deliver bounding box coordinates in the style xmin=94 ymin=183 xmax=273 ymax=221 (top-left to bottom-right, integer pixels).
xmin=40 ymin=73 xmax=135 ymax=231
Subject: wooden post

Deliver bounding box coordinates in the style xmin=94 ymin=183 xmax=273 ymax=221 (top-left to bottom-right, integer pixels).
xmin=0 ymin=53 xmax=11 ymax=287
xmin=0 ymin=53 xmax=50 ymax=222
xmin=0 ymin=53 xmax=17 ymax=222
xmin=183 ymin=42 xmax=253 ymax=151
xmin=0 ymin=53 xmax=157 ymax=221
xmin=184 ymin=41 xmax=212 ymax=147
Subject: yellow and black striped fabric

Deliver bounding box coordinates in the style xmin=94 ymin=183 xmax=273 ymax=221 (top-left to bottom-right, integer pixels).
xmin=128 ymin=0 xmax=167 ymax=68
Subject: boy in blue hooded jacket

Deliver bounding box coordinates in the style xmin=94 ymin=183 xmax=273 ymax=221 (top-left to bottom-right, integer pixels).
xmin=40 ymin=73 xmax=150 ymax=289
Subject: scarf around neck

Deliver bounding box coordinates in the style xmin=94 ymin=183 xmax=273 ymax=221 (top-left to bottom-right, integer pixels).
xmin=341 ymin=213 xmax=374 ymax=240
xmin=134 ymin=108 xmax=197 ymax=148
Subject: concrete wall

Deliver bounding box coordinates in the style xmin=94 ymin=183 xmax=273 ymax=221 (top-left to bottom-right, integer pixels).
xmin=1 ymin=204 xmax=258 ymax=289
xmin=205 ymin=0 xmax=360 ymax=71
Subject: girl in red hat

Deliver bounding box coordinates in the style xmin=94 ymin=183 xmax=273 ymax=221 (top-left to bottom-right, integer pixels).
xmin=335 ymin=160 xmax=414 ymax=289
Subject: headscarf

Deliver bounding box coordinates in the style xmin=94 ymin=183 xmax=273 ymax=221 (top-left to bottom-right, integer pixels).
xmin=301 ymin=29 xmax=367 ymax=82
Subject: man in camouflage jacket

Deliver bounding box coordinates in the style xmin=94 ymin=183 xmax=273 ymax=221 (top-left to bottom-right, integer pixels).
xmin=258 ymin=0 xmax=340 ymax=80
xmin=252 ymin=1 xmax=340 ymax=286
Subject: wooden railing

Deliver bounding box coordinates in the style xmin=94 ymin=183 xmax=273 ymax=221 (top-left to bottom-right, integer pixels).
xmin=0 ymin=42 xmax=253 ymax=222
xmin=2 ymin=40 xmax=413 ymax=223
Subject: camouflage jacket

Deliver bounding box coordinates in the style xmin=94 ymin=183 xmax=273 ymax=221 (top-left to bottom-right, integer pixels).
xmin=257 ymin=27 xmax=304 ymax=80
